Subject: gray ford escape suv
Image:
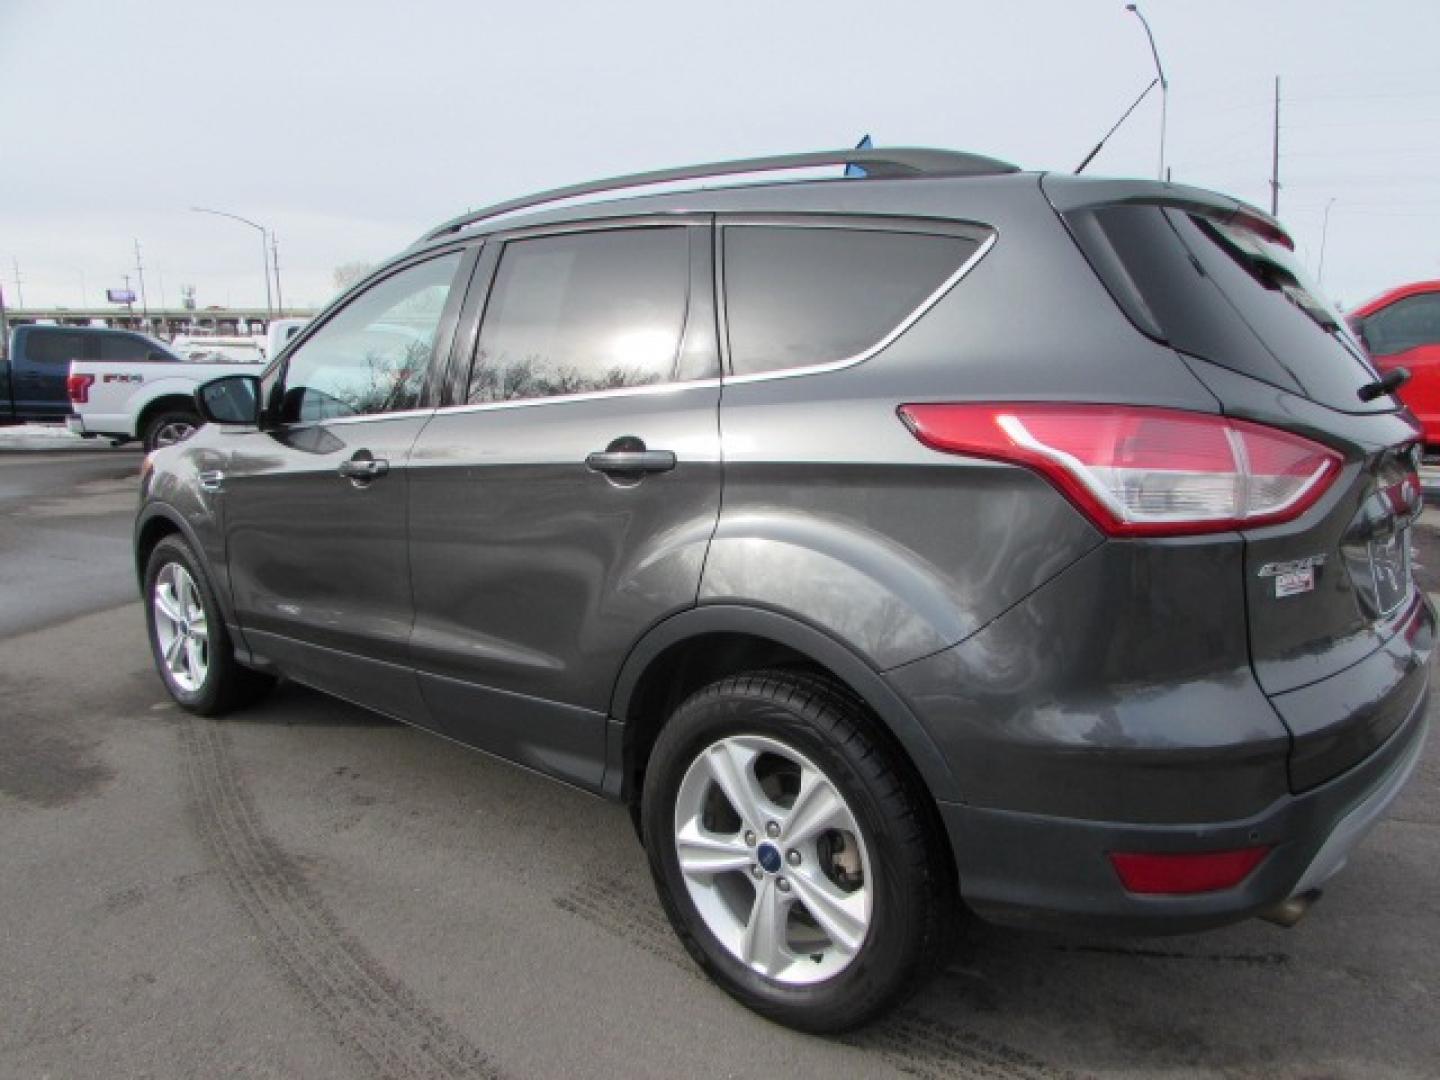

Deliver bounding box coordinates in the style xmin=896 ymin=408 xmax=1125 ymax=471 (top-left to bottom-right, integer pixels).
xmin=138 ymin=148 xmax=1433 ymax=1033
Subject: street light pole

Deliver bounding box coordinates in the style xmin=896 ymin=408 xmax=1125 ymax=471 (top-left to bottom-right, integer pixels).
xmin=1318 ymin=198 xmax=1338 ymax=285
xmin=190 ymin=206 xmax=274 ymax=322
xmin=1125 ymin=3 xmax=1169 ymax=181
xmin=271 ymin=233 xmax=284 ymax=317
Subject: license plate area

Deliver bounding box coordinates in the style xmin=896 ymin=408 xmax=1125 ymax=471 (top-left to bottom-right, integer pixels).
xmin=1368 ymin=526 xmax=1413 ymax=617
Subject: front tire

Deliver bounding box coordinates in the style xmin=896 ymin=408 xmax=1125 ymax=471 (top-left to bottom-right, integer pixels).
xmin=144 ymin=535 xmax=273 ymax=715
xmin=143 ymin=409 xmax=201 ymax=452
xmin=642 ymin=670 xmax=956 ymax=1033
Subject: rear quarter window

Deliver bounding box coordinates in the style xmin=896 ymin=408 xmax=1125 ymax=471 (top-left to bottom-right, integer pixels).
xmin=722 ymin=225 xmax=980 ymax=376
xmin=99 ymin=335 xmax=171 ymax=362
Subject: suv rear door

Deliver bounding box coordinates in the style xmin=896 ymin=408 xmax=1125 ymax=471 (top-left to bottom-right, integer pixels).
xmin=1050 ymin=180 xmax=1430 ymax=789
xmin=406 ymin=219 xmax=721 ymax=790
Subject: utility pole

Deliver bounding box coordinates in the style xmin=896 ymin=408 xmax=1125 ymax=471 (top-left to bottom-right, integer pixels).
xmin=134 ymin=239 xmax=150 ymax=324
xmin=122 ymin=273 xmax=135 ymax=319
xmin=11 ymin=257 xmax=23 ymax=308
xmin=271 ymin=234 xmax=284 ymax=316
xmin=1270 ymin=76 xmax=1281 ymax=217
xmin=1 ymin=284 xmax=9 ymax=362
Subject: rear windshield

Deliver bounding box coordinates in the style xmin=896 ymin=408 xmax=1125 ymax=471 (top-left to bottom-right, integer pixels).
xmin=1068 ymin=203 xmax=1388 ymax=413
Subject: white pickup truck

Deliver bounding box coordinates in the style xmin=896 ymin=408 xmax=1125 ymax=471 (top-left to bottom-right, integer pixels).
xmin=66 ymin=319 xmax=307 ymax=450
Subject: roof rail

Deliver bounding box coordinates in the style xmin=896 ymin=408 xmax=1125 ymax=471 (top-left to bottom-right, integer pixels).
xmin=417 ymin=147 xmax=1019 ymax=245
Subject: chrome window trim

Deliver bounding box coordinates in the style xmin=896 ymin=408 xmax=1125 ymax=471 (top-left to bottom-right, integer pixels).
xmin=431 ymin=377 xmax=722 ymax=417
xmin=477 ymin=212 xmax=710 ymax=246
xmin=284 ymin=407 xmax=438 ymax=429
xmin=722 ymin=229 xmax=998 ymax=386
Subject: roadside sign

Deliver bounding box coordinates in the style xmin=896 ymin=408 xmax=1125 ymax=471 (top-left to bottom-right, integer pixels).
xmin=107 ymin=288 xmax=136 ymax=303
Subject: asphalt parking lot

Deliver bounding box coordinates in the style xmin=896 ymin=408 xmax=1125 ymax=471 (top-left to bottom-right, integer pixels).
xmin=3 ymin=446 xmax=1438 ymax=1079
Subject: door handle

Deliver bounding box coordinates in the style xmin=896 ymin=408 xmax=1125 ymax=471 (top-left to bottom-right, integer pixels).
xmin=338 ymin=456 xmax=389 ymax=481
xmin=585 ymin=449 xmax=676 ymax=475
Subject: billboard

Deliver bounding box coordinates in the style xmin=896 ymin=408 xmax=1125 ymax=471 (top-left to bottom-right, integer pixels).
xmin=107 ymin=288 xmax=136 ymax=303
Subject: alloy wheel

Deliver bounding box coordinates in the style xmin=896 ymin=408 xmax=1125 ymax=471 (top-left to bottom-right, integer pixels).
xmin=152 ymin=562 xmax=209 ymax=692
xmin=152 ymin=420 xmax=197 ymax=448
xmin=672 ymin=734 xmax=873 ymax=985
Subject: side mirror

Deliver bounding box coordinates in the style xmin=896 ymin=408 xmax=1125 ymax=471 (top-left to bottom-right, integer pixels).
xmin=195 ymin=374 xmax=262 ymax=426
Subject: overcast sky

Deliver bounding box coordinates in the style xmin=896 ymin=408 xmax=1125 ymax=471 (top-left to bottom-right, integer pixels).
xmin=2 ymin=0 xmax=1437 ymax=314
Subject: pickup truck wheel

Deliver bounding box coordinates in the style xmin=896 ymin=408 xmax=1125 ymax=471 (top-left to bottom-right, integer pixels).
xmin=143 ymin=410 xmax=201 ymax=452
xmin=145 ymin=535 xmax=274 ymax=715
xmin=642 ymin=670 xmax=956 ymax=1033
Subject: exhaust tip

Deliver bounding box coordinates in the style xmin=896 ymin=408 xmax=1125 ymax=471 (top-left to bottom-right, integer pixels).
xmin=1257 ymin=889 xmax=1322 ymax=928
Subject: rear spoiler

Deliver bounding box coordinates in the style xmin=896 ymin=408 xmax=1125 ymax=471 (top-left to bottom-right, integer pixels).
xmin=1040 ymin=175 xmax=1293 ymax=250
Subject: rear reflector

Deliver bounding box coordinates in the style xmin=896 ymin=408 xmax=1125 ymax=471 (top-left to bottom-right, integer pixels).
xmin=898 ymin=403 xmax=1342 ymax=537
xmin=67 ymin=373 xmax=95 ymax=404
xmin=1109 ymin=847 xmax=1271 ymax=895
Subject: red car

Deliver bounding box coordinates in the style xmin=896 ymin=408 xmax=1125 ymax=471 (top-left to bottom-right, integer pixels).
xmin=1352 ymin=280 xmax=1440 ymax=448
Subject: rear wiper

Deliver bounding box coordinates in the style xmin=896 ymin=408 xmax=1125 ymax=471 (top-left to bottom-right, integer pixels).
xmin=1358 ymin=367 xmax=1410 ymax=402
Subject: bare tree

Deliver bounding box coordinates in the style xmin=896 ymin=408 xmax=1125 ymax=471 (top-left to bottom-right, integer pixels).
xmin=332 ymin=262 xmax=375 ymax=291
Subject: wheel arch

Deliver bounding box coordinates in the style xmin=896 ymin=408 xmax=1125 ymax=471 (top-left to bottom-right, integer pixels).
xmin=134 ymin=502 xmax=243 ymax=642
xmin=136 ymin=393 xmax=201 ymax=442
xmin=606 ymin=604 xmax=963 ymax=817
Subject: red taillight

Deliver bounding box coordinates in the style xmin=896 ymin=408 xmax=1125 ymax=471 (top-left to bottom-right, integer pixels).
xmin=898 ymin=403 xmax=1342 ymax=537
xmin=1109 ymin=847 xmax=1271 ymax=895
xmin=67 ymin=374 xmax=95 ymax=404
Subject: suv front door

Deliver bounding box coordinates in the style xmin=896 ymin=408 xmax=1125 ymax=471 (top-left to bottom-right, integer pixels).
xmin=406 ymin=221 xmax=721 ymax=789
xmin=221 ymin=248 xmax=474 ymax=724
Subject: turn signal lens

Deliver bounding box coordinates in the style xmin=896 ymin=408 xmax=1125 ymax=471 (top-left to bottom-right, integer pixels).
xmin=898 ymin=404 xmax=1341 ymax=537
xmin=1109 ymin=847 xmax=1272 ymax=895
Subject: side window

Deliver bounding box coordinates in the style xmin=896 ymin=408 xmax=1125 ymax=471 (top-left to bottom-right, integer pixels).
xmin=281 ymin=252 xmax=463 ymax=422
xmin=1361 ymin=294 xmax=1440 ymax=357
xmin=467 ymin=228 xmax=689 ymax=404
xmin=99 ymin=335 xmax=157 ymax=362
xmin=722 ymin=226 xmax=979 ymax=376
xmin=27 ymin=331 xmax=97 ymax=365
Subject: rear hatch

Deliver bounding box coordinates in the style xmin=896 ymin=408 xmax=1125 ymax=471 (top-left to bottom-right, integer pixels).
xmin=1046 ymin=176 xmax=1429 ymax=790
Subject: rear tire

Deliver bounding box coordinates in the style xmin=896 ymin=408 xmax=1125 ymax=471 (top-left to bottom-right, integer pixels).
xmin=144 ymin=535 xmax=273 ymax=716
xmin=642 ymin=669 xmax=956 ymax=1033
xmin=143 ymin=409 xmax=201 ymax=452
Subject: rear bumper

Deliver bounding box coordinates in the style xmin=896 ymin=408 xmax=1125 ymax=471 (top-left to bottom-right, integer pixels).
xmin=938 ymin=687 xmax=1429 ymax=934
xmin=66 ymin=414 xmax=86 ymax=434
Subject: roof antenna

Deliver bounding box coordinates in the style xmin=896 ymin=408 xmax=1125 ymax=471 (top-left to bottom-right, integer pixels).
xmin=1075 ymin=78 xmax=1158 ymax=174
xmin=844 ymin=134 xmax=873 ymax=177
